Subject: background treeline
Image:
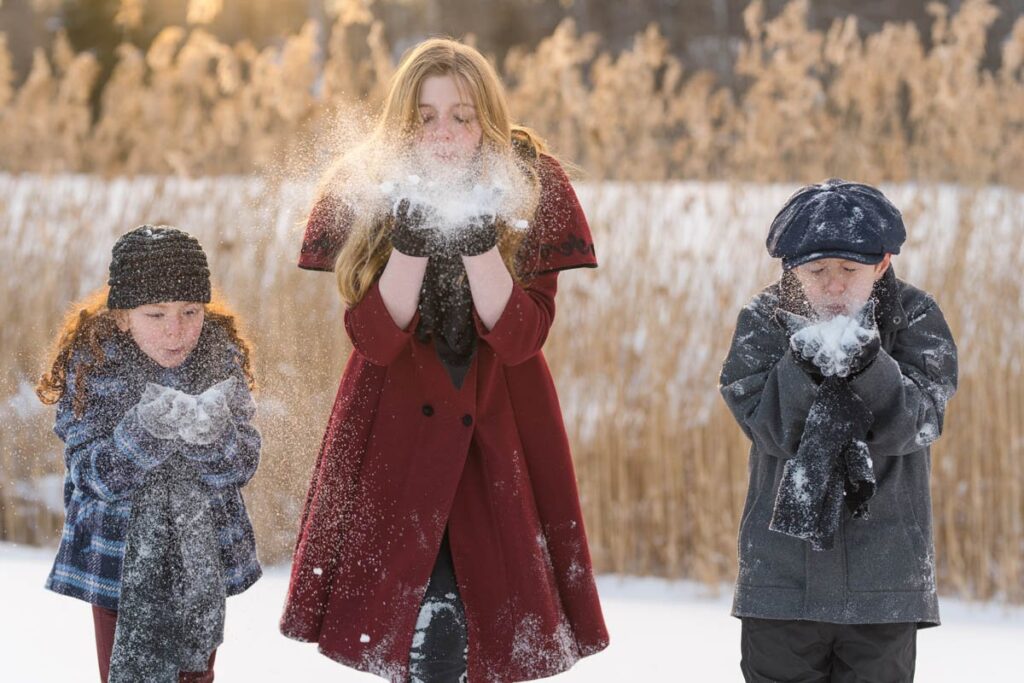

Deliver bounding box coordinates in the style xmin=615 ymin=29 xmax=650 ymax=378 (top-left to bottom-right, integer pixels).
xmin=0 ymin=0 xmax=1022 ymax=183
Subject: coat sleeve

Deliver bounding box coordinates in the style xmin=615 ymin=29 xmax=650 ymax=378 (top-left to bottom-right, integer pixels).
xmin=719 ymin=295 xmax=820 ymax=460
xmin=56 ymin=370 xmax=172 ymax=503
xmin=516 ymin=155 xmax=598 ymax=277
xmin=179 ymin=366 xmax=262 ymax=489
xmin=473 ymin=270 xmax=558 ymax=366
xmin=849 ymin=297 xmax=958 ymax=456
xmin=298 ymin=193 xmax=351 ymax=272
xmin=343 ymin=279 xmax=420 ymax=366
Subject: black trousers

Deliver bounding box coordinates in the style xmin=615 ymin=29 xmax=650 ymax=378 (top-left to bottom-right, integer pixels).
xmin=409 ymin=531 xmax=468 ymax=683
xmin=740 ymin=618 xmax=917 ymax=683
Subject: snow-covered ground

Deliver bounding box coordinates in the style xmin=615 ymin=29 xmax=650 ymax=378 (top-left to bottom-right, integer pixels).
xmin=3 ymin=543 xmax=1023 ymax=681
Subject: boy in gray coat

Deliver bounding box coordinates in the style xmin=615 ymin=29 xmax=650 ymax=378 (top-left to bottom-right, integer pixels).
xmin=720 ymin=180 xmax=958 ymax=682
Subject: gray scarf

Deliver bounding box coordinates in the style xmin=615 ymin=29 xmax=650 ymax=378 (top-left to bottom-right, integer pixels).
xmin=109 ymin=457 xmax=224 ymax=682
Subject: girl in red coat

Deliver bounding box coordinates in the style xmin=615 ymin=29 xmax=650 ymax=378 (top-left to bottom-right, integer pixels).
xmin=280 ymin=37 xmax=609 ymax=682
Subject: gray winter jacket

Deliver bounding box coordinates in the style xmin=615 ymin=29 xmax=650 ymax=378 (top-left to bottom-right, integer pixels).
xmin=720 ymin=270 xmax=957 ymax=626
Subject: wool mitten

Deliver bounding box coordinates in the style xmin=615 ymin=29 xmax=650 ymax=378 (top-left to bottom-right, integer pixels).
xmin=451 ymin=214 xmax=498 ymax=257
xmin=179 ymin=377 xmax=237 ymax=446
xmin=391 ymin=199 xmax=439 ymax=258
xmin=780 ymin=301 xmax=881 ymax=379
xmin=137 ymin=384 xmax=196 ymax=440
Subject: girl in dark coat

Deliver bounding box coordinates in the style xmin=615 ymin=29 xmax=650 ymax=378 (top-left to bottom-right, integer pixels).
xmin=280 ymin=38 xmax=609 ymax=682
xmin=37 ymin=226 xmax=262 ymax=683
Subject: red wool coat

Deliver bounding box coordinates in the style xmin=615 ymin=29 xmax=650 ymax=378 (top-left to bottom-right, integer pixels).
xmin=280 ymin=155 xmax=609 ymax=682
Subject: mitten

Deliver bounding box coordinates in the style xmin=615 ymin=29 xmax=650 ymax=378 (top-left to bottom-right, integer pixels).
xmin=179 ymin=377 xmax=238 ymax=446
xmin=136 ymin=384 xmax=196 ymax=440
xmin=451 ymin=213 xmax=498 ymax=257
xmin=390 ymin=199 xmax=439 ymax=257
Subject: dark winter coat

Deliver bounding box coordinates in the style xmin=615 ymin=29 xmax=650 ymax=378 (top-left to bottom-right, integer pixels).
xmin=45 ymin=321 xmax=262 ymax=611
xmin=280 ymin=154 xmax=610 ymax=682
xmin=720 ymin=269 xmax=957 ymax=626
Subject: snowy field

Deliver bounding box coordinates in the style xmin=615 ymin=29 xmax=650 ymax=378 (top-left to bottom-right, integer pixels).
xmin=3 ymin=543 xmax=1023 ymax=682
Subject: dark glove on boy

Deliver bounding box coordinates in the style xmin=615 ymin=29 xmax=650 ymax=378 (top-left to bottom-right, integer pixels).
xmin=777 ymin=309 xmax=825 ymax=380
xmin=391 ymin=199 xmax=438 ymax=257
xmin=779 ymin=300 xmax=881 ymax=380
xmin=844 ymin=301 xmax=881 ymax=377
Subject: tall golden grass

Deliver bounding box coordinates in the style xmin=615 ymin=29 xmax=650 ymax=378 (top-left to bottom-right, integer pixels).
xmin=0 ymin=0 xmax=1022 ymax=184
xmin=0 ymin=0 xmax=1022 ymax=602
xmin=1 ymin=177 xmax=1021 ymax=605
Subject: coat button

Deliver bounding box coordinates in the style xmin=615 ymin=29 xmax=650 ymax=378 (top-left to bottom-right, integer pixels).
xmin=461 ymin=414 xmax=473 ymax=426
xmin=422 ymin=404 xmax=434 ymax=417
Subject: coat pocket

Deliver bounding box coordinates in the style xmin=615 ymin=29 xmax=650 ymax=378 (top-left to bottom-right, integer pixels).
xmin=736 ymin=461 xmax=807 ymax=589
xmin=846 ymin=472 xmax=932 ymax=592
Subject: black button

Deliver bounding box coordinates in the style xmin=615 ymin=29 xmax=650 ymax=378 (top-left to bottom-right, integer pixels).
xmin=461 ymin=414 xmax=473 ymax=426
xmin=422 ymin=404 xmax=434 ymax=417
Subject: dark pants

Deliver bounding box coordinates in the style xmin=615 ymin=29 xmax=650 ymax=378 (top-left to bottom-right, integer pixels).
xmin=741 ymin=618 xmax=917 ymax=683
xmin=92 ymin=605 xmax=217 ymax=683
xmin=409 ymin=531 xmax=468 ymax=683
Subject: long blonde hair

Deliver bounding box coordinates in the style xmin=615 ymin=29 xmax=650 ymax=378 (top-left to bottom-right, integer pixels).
xmin=324 ymin=38 xmax=549 ymax=306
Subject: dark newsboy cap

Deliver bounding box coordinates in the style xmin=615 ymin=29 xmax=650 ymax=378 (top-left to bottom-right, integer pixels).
xmin=766 ymin=179 xmax=906 ymax=269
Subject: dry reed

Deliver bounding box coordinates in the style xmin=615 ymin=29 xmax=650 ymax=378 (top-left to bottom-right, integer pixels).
xmin=0 ymin=177 xmax=1021 ymax=605
xmin=0 ymin=0 xmax=1021 ymax=602
xmin=0 ymin=1 xmax=1022 ymax=184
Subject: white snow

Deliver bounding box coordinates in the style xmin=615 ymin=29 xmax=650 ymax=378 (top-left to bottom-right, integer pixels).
xmin=916 ymin=423 xmax=939 ymax=446
xmin=378 ymin=157 xmax=531 ymax=234
xmin=322 ymin=141 xmax=534 ymax=236
xmin=10 ymin=473 xmax=65 ymax=514
xmin=3 ymin=542 xmax=1023 ymax=681
xmin=791 ymin=313 xmax=878 ymax=377
xmin=137 ymin=378 xmax=237 ymax=445
xmin=790 ymin=464 xmax=811 ymax=505
xmin=3 ymin=380 xmax=45 ymax=420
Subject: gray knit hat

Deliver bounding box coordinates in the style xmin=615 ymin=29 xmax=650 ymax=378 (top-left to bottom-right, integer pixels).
xmin=107 ymin=225 xmax=211 ymax=309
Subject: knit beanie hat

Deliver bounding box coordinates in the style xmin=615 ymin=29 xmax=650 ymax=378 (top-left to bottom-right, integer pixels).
xmin=766 ymin=179 xmax=906 ymax=270
xmin=107 ymin=225 xmax=211 ymax=310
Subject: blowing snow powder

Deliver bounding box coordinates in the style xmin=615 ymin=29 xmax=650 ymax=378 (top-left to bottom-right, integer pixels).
xmin=792 ymin=314 xmax=878 ymax=377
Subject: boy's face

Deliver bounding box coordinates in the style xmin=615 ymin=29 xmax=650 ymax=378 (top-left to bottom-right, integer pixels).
xmin=115 ymin=301 xmax=205 ymax=368
xmin=792 ymin=255 xmax=892 ymax=318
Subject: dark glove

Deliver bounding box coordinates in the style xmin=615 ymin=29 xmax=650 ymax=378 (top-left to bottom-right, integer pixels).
xmin=451 ymin=213 xmax=497 ymax=257
xmin=390 ymin=199 xmax=438 ymax=257
xmin=844 ymin=300 xmax=881 ymax=377
xmin=779 ymin=301 xmax=881 ymax=380
xmin=843 ymin=438 xmax=876 ymax=518
xmin=777 ymin=309 xmax=825 ymax=381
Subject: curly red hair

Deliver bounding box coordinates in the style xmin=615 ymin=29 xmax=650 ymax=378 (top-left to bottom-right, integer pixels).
xmin=36 ymin=287 xmax=255 ymax=418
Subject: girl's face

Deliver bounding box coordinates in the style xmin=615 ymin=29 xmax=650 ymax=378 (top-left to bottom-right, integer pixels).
xmin=792 ymin=255 xmax=891 ymax=318
xmin=416 ymin=73 xmax=483 ymax=165
xmin=116 ymin=301 xmax=205 ymax=368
